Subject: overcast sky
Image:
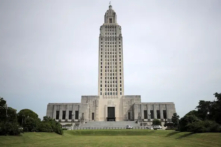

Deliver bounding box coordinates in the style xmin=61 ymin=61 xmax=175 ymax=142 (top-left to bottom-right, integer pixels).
xmin=0 ymin=0 xmax=221 ymax=119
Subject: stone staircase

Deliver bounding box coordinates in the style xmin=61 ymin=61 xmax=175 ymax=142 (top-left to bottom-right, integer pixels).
xmin=76 ymin=121 xmax=140 ymax=129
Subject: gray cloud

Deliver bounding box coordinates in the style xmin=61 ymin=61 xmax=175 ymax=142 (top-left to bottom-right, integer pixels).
xmin=0 ymin=0 xmax=221 ymax=119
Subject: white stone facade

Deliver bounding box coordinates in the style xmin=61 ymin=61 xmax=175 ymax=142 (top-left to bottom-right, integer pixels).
xmin=46 ymin=5 xmax=176 ymax=124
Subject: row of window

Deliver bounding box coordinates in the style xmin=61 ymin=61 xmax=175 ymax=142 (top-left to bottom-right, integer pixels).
xmin=101 ymin=54 xmax=122 ymax=57
xmin=101 ymin=63 xmax=122 ymax=66
xmin=102 ymin=81 xmax=122 ymax=83
xmin=101 ymin=63 xmax=121 ymax=68
xmin=100 ymin=42 xmax=121 ymax=44
xmin=100 ymin=48 xmax=121 ymax=51
xmin=143 ymin=110 xmax=167 ymax=119
xmin=100 ymin=76 xmax=122 ymax=79
xmin=100 ymin=49 xmax=121 ymax=52
xmin=105 ymin=33 xmax=117 ymax=35
xmin=101 ymin=45 xmax=121 ymax=47
xmin=100 ymin=88 xmax=122 ymax=91
xmin=100 ymin=52 xmax=122 ymax=55
xmin=100 ymin=92 xmax=122 ymax=95
xmin=100 ymin=58 xmax=120 ymax=60
xmin=100 ymin=53 xmax=121 ymax=56
xmin=100 ymin=84 xmax=122 ymax=87
xmin=101 ymin=69 xmax=122 ymax=72
xmin=104 ymin=29 xmax=116 ymax=32
xmin=105 ymin=26 xmax=117 ymax=28
xmin=102 ymin=62 xmax=120 ymax=66
xmin=100 ymin=38 xmax=121 ymax=41
xmin=100 ymin=73 xmax=122 ymax=76
xmin=56 ymin=111 xmax=79 ymax=120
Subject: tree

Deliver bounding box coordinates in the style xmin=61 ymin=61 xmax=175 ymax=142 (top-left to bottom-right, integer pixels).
xmin=17 ymin=109 xmax=39 ymax=126
xmin=17 ymin=109 xmax=40 ymax=132
xmin=152 ymin=119 xmax=161 ymax=125
xmin=39 ymin=116 xmax=63 ymax=135
xmin=196 ymin=100 xmax=211 ymax=120
xmin=179 ymin=113 xmax=201 ymax=132
xmin=0 ymin=98 xmax=21 ymax=135
xmin=0 ymin=97 xmax=7 ymax=122
xmin=171 ymin=113 xmax=179 ymax=127
xmin=212 ymin=92 xmax=221 ymax=124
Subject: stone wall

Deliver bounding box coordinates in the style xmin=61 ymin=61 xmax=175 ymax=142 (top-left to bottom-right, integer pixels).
xmin=133 ymin=102 xmax=176 ymax=122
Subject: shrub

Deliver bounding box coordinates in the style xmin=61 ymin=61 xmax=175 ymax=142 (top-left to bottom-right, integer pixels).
xmin=179 ymin=114 xmax=201 ymax=132
xmin=0 ymin=122 xmax=21 ymax=135
xmin=38 ymin=116 xmax=63 ymax=135
xmin=186 ymin=120 xmax=220 ymax=133
xmin=152 ymin=119 xmax=161 ymax=125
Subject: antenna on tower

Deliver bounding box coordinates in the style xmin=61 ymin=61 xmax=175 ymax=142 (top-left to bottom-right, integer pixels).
xmin=109 ymin=1 xmax=111 ymax=5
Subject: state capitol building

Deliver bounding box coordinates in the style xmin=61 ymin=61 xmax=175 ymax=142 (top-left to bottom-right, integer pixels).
xmin=46 ymin=5 xmax=176 ymax=126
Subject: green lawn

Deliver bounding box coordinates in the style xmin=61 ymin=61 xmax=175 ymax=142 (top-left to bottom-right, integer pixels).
xmin=0 ymin=130 xmax=220 ymax=147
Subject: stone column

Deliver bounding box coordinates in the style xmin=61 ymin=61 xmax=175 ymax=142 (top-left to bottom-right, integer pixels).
xmin=147 ymin=104 xmax=150 ymax=119
xmin=153 ymin=104 xmax=157 ymax=119
xmin=59 ymin=106 xmax=62 ymax=120
xmin=66 ymin=107 xmax=69 ymax=120
xmin=166 ymin=104 xmax=169 ymax=121
xmin=160 ymin=104 xmax=163 ymax=119
xmin=141 ymin=104 xmax=144 ymax=119
xmin=53 ymin=105 xmax=56 ymax=119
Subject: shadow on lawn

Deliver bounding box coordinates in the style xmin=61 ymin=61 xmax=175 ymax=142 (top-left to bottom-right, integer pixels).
xmin=176 ymin=132 xmax=195 ymax=139
xmin=166 ymin=131 xmax=180 ymax=137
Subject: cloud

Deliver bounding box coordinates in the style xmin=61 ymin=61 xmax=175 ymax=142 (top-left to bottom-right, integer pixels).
xmin=0 ymin=0 xmax=221 ymax=119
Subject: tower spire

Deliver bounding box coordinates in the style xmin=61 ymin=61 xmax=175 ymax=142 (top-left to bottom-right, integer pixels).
xmin=109 ymin=1 xmax=112 ymax=9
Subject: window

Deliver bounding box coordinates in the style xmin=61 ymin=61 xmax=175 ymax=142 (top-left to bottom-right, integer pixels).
xmin=100 ymin=92 xmax=102 ymax=95
xmin=75 ymin=111 xmax=79 ymax=119
xmin=56 ymin=111 xmax=59 ymax=119
xmin=157 ymin=110 xmax=160 ymax=119
xmin=109 ymin=18 xmax=112 ymax=23
xmin=92 ymin=113 xmax=94 ymax=120
xmin=69 ymin=111 xmax=72 ymax=119
xmin=144 ymin=110 xmax=147 ymax=119
xmin=163 ymin=110 xmax=167 ymax=119
xmin=62 ymin=111 xmax=66 ymax=120
xmin=150 ymin=110 xmax=154 ymax=119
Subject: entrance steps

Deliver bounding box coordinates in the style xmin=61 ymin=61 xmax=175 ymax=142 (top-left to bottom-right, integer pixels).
xmin=78 ymin=121 xmax=140 ymax=128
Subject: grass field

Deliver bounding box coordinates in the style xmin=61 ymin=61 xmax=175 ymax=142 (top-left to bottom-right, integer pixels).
xmin=0 ymin=130 xmax=221 ymax=147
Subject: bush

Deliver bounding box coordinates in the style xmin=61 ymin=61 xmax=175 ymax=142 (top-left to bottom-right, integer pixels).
xmin=179 ymin=114 xmax=201 ymax=132
xmin=186 ymin=120 xmax=220 ymax=133
xmin=152 ymin=119 xmax=161 ymax=125
xmin=38 ymin=122 xmax=53 ymax=132
xmin=38 ymin=116 xmax=63 ymax=135
xmin=0 ymin=122 xmax=21 ymax=135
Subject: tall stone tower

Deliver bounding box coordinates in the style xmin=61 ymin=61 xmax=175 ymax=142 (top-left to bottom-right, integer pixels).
xmin=46 ymin=4 xmax=176 ymax=124
xmin=97 ymin=5 xmax=124 ymax=121
xmin=98 ymin=5 xmax=124 ymax=97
